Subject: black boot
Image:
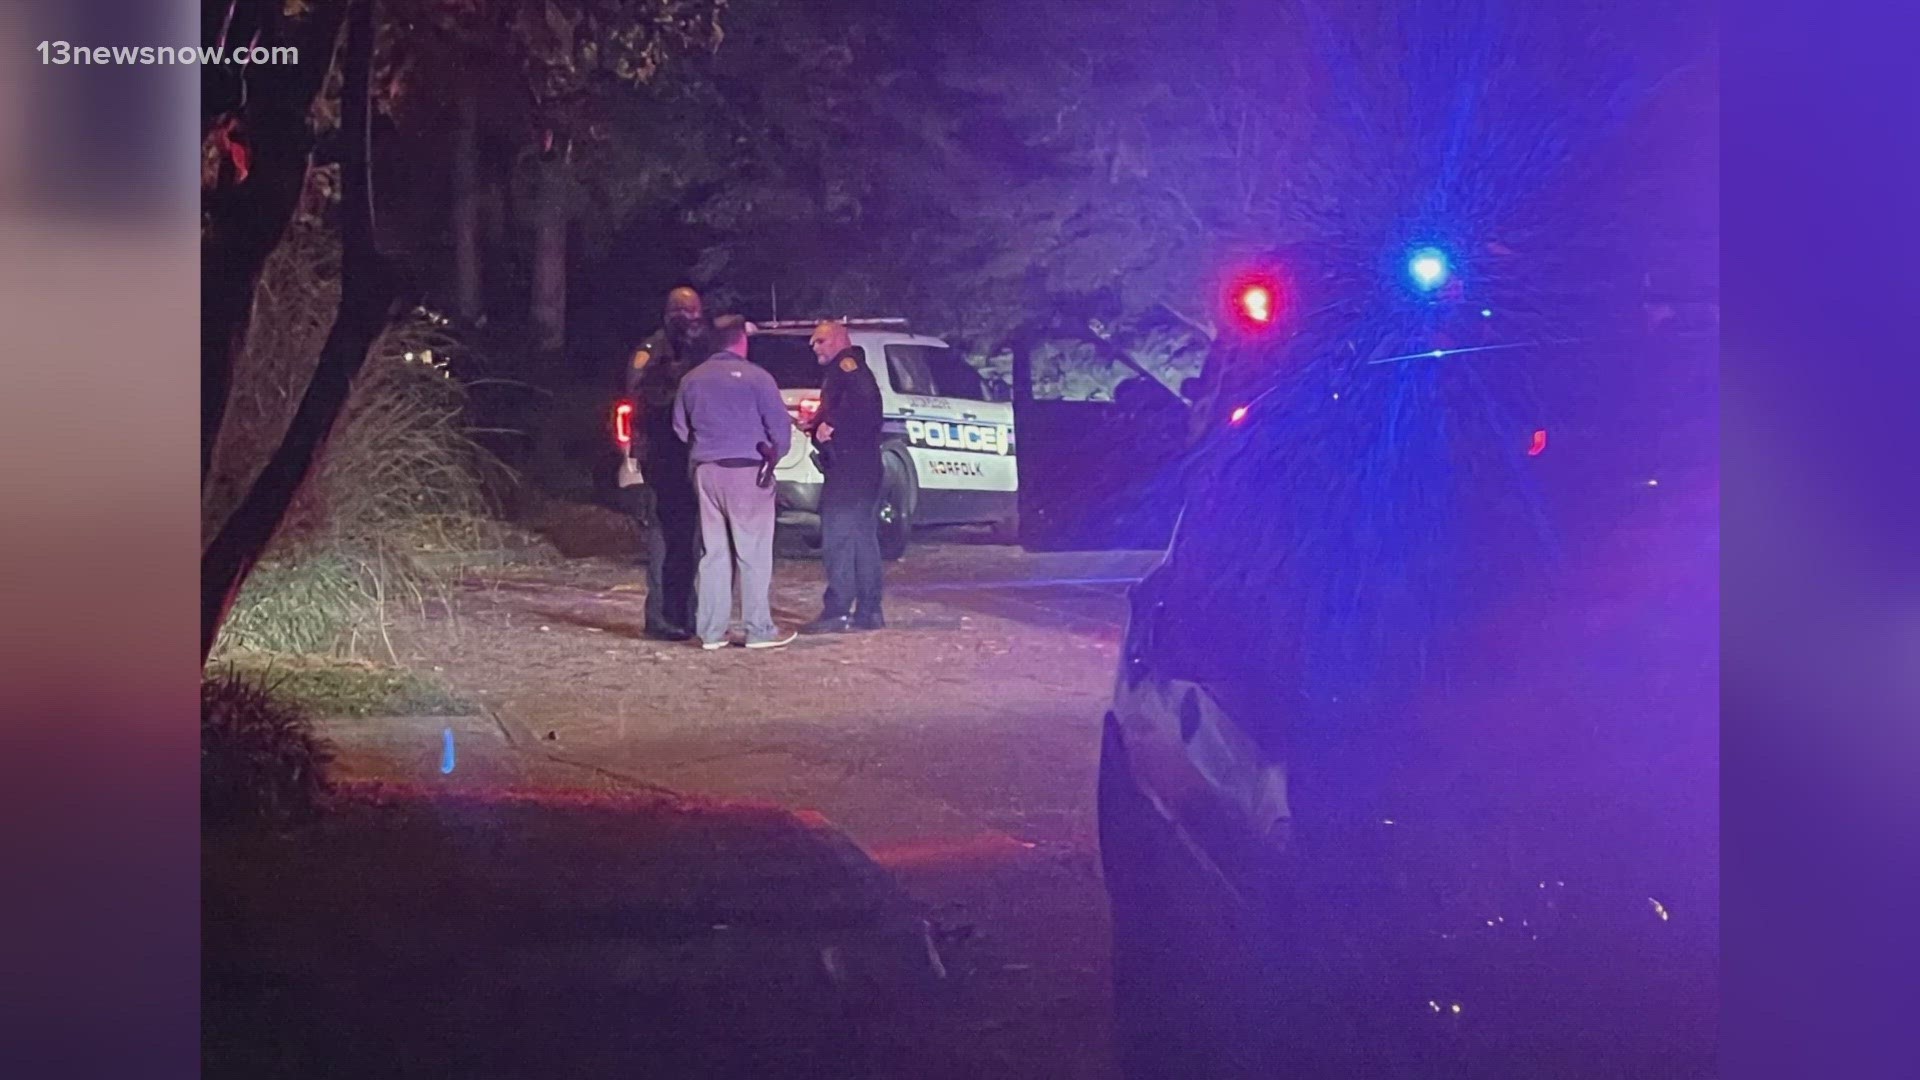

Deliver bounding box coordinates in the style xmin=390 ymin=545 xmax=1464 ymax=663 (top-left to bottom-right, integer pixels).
xmin=799 ymin=615 xmax=854 ymax=635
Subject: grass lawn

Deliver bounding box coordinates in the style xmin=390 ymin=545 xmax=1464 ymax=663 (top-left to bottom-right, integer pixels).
xmin=210 ymin=653 xmax=478 ymax=718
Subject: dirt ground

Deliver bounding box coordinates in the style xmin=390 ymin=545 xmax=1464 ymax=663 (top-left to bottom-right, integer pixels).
xmin=293 ymin=505 xmax=1164 ymax=1078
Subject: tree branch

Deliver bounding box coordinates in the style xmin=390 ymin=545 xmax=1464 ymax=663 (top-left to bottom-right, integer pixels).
xmin=1161 ymin=184 xmax=1207 ymax=237
xmin=1159 ymin=301 xmax=1217 ymax=343
xmin=201 ymin=0 xmax=349 ymax=484
xmin=202 ymin=0 xmax=393 ymax=663
xmin=1077 ymin=323 xmax=1163 ymax=390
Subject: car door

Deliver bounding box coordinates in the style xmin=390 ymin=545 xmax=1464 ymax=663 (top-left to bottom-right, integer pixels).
xmin=744 ymin=331 xmax=826 ymax=479
xmin=881 ymin=340 xmax=1016 ymax=523
xmin=1011 ymin=339 xmax=1187 ymax=551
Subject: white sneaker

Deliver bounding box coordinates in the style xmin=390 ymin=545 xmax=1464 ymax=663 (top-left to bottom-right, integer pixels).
xmin=744 ymin=630 xmax=797 ymax=650
xmin=700 ymin=638 xmax=732 ymax=651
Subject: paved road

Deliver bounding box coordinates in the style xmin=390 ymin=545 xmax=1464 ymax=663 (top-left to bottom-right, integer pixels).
xmin=887 ymin=532 xmax=1157 ymax=636
xmin=324 ymin=527 xmax=1173 ymax=1079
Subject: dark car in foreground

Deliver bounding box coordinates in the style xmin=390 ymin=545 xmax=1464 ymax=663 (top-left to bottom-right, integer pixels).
xmin=1096 ymin=316 xmax=1718 ymax=1078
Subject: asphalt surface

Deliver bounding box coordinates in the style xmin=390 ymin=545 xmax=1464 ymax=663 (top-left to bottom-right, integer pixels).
xmin=302 ymin=527 xmax=1166 ymax=1079
xmin=891 ymin=571 xmax=1137 ymax=635
xmin=893 ymin=568 xmax=1147 ymax=636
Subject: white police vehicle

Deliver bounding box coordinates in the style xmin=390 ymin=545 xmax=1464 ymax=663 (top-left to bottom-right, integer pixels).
xmin=747 ymin=319 xmax=1018 ymax=559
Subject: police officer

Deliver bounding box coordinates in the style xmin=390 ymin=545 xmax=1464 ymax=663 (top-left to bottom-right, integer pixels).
xmin=622 ymin=286 xmax=707 ymax=641
xmin=798 ymin=321 xmax=886 ymax=633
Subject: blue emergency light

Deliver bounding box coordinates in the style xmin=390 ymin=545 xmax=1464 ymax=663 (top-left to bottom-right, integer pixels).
xmin=1407 ymin=247 xmax=1451 ymax=291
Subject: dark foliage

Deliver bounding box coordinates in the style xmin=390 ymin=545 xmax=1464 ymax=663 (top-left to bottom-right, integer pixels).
xmin=202 ymin=670 xmax=336 ymax=827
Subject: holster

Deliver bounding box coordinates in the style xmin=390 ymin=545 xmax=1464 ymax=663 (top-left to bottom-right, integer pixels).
xmin=618 ymin=483 xmax=657 ymax=527
xmin=755 ymin=442 xmax=780 ymax=489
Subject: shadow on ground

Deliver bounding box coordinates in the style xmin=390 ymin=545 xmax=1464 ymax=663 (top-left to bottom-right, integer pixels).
xmin=203 ymin=784 xmax=958 ymax=1079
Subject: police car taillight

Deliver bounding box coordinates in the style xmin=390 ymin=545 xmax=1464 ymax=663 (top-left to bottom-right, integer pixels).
xmin=613 ymin=401 xmax=634 ymax=448
xmin=788 ymin=396 xmax=821 ymax=427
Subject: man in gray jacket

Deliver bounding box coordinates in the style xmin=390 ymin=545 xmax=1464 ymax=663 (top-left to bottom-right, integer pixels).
xmin=672 ymin=315 xmax=797 ymax=650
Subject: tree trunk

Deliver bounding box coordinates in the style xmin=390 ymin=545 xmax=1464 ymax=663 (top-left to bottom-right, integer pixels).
xmin=451 ymin=92 xmax=484 ymax=322
xmin=201 ymin=0 xmax=392 ymax=664
xmin=531 ymin=156 xmax=569 ymax=354
xmin=200 ymin=0 xmax=350 ymax=485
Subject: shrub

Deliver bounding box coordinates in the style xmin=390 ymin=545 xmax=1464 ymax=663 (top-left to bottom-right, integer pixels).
xmin=202 ymin=669 xmax=334 ymax=826
xmin=202 ymin=225 xmax=340 ymax=542
xmin=206 ymin=221 xmax=520 ymax=660
xmin=214 ymin=550 xmax=373 ymax=656
xmin=289 ymin=313 xmax=513 ymax=552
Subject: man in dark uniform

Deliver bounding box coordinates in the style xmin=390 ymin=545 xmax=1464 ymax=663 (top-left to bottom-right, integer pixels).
xmin=798 ymin=320 xmax=886 ymax=633
xmin=621 ymin=286 xmax=707 ymax=641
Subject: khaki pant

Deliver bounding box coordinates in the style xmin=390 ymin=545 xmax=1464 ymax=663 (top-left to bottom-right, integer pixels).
xmin=692 ymin=463 xmax=778 ymax=645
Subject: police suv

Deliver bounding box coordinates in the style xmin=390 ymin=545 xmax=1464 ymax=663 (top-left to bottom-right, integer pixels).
xmin=746 ymin=319 xmax=1017 ymax=559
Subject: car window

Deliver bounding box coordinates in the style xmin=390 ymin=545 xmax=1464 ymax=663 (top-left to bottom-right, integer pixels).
xmin=927 ymin=348 xmax=988 ymax=400
xmin=886 ymin=347 xmax=937 ymax=396
xmin=886 ymin=344 xmax=986 ymax=400
xmin=1021 ymin=340 xmax=1167 ymax=402
xmin=747 ymin=335 xmax=823 ymax=390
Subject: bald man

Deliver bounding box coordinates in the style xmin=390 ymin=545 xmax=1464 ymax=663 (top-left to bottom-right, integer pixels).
xmin=673 ymin=315 xmax=796 ymax=650
xmin=798 ymin=321 xmax=886 ymax=633
xmin=622 ymin=286 xmax=708 ymax=641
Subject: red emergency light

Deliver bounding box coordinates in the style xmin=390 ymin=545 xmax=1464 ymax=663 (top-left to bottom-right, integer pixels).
xmin=1528 ymin=429 xmax=1547 ymax=456
xmin=1223 ymin=271 xmax=1285 ymax=334
xmin=787 ymin=395 xmax=821 ymax=428
xmin=613 ymin=401 xmax=634 ymax=448
xmin=1239 ymin=284 xmax=1275 ymax=325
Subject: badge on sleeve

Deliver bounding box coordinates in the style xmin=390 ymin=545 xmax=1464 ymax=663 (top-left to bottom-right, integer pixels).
xmin=631 ymin=348 xmax=652 ymax=371
xmin=839 ymin=356 xmax=859 ymax=373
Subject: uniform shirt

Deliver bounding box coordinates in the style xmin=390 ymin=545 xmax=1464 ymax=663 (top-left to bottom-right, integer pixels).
xmin=671 ymin=352 xmax=793 ymax=465
xmin=813 ymin=346 xmax=883 ymax=452
xmin=627 ymin=328 xmax=699 ymax=459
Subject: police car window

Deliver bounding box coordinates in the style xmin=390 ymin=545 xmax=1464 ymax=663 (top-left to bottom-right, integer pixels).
xmin=886 ymin=345 xmax=986 ymax=400
xmin=746 ymin=335 xmax=823 ymax=389
xmin=928 ymin=348 xmax=988 ymax=400
xmin=885 ymin=347 xmax=937 ymax=396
